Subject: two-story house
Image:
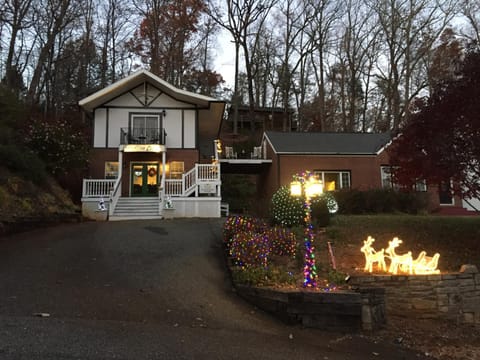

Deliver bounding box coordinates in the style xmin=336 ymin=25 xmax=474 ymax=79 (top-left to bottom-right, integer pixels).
xmin=80 ymin=70 xmax=225 ymax=220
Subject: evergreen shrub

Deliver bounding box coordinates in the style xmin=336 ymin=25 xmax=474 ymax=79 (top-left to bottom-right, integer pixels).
xmin=334 ymin=188 xmax=429 ymax=214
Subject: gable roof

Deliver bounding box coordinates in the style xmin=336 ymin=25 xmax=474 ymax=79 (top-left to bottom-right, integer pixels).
xmin=264 ymin=131 xmax=391 ymax=155
xmin=78 ymin=69 xmax=223 ymax=112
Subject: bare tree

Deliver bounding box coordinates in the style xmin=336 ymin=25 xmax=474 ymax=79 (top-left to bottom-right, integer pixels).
xmin=98 ymin=0 xmax=134 ymax=86
xmin=1 ymin=0 xmax=35 ymax=93
xmin=458 ymin=0 xmax=480 ymax=45
xmin=368 ymin=0 xmax=456 ymax=131
xmin=303 ymin=0 xmax=343 ymax=131
xmin=27 ymin=0 xmax=82 ymax=107
xmin=332 ymin=0 xmax=381 ymax=132
xmin=271 ymin=0 xmax=312 ymax=131
xmin=208 ymin=0 xmax=277 ymax=134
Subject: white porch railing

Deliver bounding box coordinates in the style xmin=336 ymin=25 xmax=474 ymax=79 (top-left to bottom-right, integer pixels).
xmin=109 ymin=176 xmax=122 ymax=216
xmin=82 ymin=164 xmax=221 ymax=212
xmin=82 ymin=179 xmax=116 ymax=197
xmin=165 ymin=163 xmax=220 ymax=197
xmin=165 ymin=180 xmax=183 ymax=196
xmin=197 ymin=163 xmax=220 ymax=182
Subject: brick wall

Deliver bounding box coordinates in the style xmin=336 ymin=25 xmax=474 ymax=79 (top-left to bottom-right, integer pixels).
xmin=350 ymin=265 xmax=480 ymax=324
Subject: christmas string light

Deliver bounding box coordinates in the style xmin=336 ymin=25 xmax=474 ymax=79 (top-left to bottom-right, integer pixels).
xmin=223 ymin=216 xmax=296 ymax=270
xmin=290 ymin=171 xmax=323 ymax=288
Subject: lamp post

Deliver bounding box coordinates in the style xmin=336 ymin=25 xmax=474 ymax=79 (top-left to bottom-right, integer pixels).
xmin=290 ymin=171 xmax=323 ymax=288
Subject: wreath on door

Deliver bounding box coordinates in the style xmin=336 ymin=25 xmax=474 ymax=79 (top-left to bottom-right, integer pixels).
xmin=148 ymin=167 xmax=157 ymax=177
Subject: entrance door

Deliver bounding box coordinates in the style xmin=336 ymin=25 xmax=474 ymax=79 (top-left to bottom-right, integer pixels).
xmin=131 ymin=163 xmax=159 ymax=196
xmin=439 ymin=180 xmax=454 ymax=205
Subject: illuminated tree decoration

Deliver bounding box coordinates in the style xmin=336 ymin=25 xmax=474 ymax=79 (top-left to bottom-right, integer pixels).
xmin=222 ymin=216 xmax=296 ymax=270
xmin=270 ymin=186 xmax=305 ymax=227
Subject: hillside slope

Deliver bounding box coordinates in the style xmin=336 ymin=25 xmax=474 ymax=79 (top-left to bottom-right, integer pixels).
xmin=0 ymin=166 xmax=79 ymax=235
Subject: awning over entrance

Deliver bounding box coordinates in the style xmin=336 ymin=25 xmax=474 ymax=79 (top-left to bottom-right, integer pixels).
xmin=121 ymin=144 xmax=166 ymax=153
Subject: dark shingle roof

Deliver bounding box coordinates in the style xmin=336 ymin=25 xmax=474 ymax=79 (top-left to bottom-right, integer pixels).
xmin=264 ymin=131 xmax=391 ymax=155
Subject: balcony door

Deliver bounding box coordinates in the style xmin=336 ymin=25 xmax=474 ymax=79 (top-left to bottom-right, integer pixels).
xmin=131 ymin=163 xmax=159 ymax=196
xmin=131 ymin=115 xmax=160 ymax=144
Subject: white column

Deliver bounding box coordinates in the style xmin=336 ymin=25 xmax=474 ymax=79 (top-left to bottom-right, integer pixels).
xmin=118 ymin=150 xmax=123 ymax=180
xmin=161 ymin=151 xmax=166 ymax=193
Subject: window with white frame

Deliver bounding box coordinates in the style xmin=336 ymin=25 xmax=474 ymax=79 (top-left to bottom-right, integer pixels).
xmin=169 ymin=161 xmax=184 ymax=179
xmin=105 ymin=162 xmax=119 ymax=179
xmin=381 ymin=166 xmax=399 ymax=190
xmin=314 ymin=171 xmax=351 ymax=191
xmin=381 ymin=166 xmax=427 ymax=192
xmin=131 ymin=114 xmax=161 ymax=142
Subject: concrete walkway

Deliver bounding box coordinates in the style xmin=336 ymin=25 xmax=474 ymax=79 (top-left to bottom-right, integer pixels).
xmin=0 ymin=219 xmax=428 ymax=359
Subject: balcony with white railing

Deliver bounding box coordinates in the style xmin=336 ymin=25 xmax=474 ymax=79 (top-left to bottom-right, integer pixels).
xmin=120 ymin=127 xmax=167 ymax=145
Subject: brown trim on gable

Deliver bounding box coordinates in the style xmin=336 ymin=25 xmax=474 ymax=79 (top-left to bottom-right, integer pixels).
xmin=147 ymin=87 xmax=162 ymax=107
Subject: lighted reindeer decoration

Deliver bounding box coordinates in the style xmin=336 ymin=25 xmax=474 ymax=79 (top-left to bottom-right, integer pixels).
xmin=361 ymin=236 xmax=441 ymax=275
xmin=385 ymin=237 xmax=413 ymax=275
xmin=360 ymin=236 xmax=387 ymax=273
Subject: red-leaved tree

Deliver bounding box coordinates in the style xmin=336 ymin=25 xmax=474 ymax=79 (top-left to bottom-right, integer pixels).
xmin=388 ymin=47 xmax=480 ymax=202
xmin=129 ymin=0 xmax=206 ymax=87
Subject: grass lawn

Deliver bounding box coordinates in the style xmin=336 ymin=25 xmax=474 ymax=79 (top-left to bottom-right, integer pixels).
xmin=225 ymin=214 xmax=480 ymax=288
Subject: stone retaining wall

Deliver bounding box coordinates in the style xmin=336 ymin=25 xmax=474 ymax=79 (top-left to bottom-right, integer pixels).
xmin=349 ymin=264 xmax=480 ymax=324
xmin=234 ymin=285 xmax=386 ymax=331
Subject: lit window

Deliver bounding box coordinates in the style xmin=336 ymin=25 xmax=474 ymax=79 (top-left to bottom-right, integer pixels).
xmin=314 ymin=171 xmax=351 ymax=191
xmin=105 ymin=162 xmax=119 ymax=179
xmin=169 ymin=161 xmax=184 ymax=179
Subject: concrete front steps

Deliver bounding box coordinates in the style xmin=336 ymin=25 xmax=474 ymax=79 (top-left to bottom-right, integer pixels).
xmin=110 ymin=197 xmax=162 ymax=221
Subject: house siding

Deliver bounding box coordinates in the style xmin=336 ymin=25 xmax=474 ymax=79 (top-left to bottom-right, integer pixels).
xmin=88 ymin=148 xmax=119 ymax=179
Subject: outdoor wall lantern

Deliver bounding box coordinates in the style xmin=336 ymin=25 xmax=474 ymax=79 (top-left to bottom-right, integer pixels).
xmin=215 ymin=139 xmax=222 ymax=154
xmin=290 ymin=171 xmax=323 ymax=288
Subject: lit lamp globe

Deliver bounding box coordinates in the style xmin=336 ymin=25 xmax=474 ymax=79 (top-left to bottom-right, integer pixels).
xmin=305 ymin=177 xmax=323 ymax=198
xmin=290 ymin=180 xmax=302 ymax=197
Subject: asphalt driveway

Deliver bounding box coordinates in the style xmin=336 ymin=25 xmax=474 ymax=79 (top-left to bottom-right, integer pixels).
xmin=0 ymin=219 xmax=428 ymax=359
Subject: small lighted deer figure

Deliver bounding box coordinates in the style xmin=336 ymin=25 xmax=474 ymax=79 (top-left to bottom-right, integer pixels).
xmin=360 ymin=236 xmax=387 ymax=273
xmin=385 ymin=237 xmax=413 ymax=275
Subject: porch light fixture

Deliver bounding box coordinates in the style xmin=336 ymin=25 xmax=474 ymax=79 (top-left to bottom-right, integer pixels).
xmin=123 ymin=144 xmax=164 ymax=153
xmin=290 ymin=171 xmax=323 ymax=288
xmin=161 ymin=109 xmax=167 ymax=117
xmin=215 ymin=139 xmax=222 ymax=154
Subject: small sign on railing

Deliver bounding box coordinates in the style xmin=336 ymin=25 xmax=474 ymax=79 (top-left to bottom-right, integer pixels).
xmin=199 ymin=183 xmax=216 ymax=194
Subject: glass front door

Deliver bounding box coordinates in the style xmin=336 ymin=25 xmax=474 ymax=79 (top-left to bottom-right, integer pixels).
xmin=131 ymin=163 xmax=159 ymax=196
